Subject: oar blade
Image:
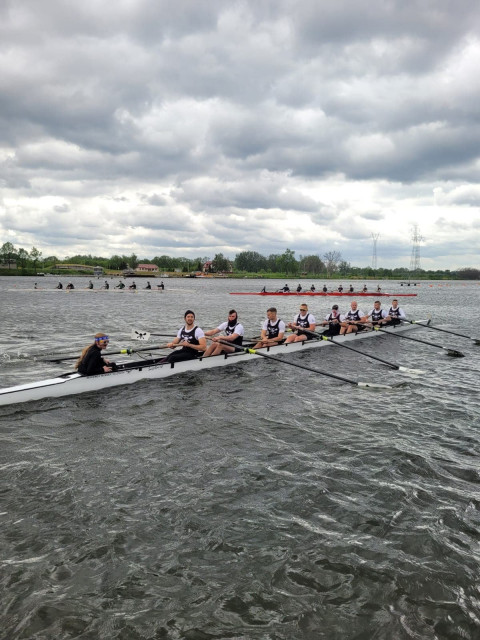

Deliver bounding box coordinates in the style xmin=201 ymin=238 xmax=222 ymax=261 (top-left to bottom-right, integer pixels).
xmin=446 ymin=348 xmax=465 ymax=357
xmin=131 ymin=329 xmax=151 ymax=341
xmin=357 ymin=381 xmax=394 ymax=389
xmin=397 ymin=366 xmax=426 ymax=374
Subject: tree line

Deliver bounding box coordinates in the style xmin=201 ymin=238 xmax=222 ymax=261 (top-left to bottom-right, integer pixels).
xmin=1 ymin=241 xmax=478 ymax=279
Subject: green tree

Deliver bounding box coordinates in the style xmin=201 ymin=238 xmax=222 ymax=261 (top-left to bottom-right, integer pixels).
xmin=0 ymin=242 xmax=16 ymax=268
xmin=301 ymin=254 xmax=325 ymax=275
xmin=17 ymin=247 xmax=29 ymax=269
xmin=234 ymin=251 xmax=268 ymax=272
xmin=211 ymin=253 xmax=230 ymax=272
xmin=277 ymin=248 xmax=298 ymax=275
xmin=129 ymin=253 xmax=138 ymax=269
xmin=30 ymin=246 xmax=43 ymax=272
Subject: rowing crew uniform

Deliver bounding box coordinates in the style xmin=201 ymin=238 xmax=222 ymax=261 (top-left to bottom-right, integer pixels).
xmin=344 ymin=307 xmax=366 ymax=330
xmin=323 ymin=310 xmax=343 ymax=336
xmin=291 ymin=312 xmax=316 ymax=339
xmin=385 ymin=305 xmax=406 ymax=326
xmin=165 ymin=325 xmax=206 ymax=364
xmin=262 ymin=318 xmax=286 ymax=339
xmin=216 ymin=321 xmax=244 ymax=345
xmin=367 ymin=308 xmax=388 ymax=324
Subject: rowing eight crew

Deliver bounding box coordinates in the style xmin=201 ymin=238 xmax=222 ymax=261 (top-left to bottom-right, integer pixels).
xmin=76 ymin=300 xmax=406 ymax=376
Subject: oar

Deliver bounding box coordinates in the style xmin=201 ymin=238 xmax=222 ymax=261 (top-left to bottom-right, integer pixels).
xmin=295 ymin=328 xmax=424 ymax=373
xmin=44 ymin=343 xmax=170 ymax=363
xmin=402 ymin=320 xmax=480 ymax=345
xmin=373 ymin=327 xmax=464 ymax=357
xmin=216 ymin=340 xmax=394 ymax=389
xmin=131 ymin=328 xmax=263 ymax=342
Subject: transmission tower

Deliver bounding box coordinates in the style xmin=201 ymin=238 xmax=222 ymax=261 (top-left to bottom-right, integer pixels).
xmin=371 ymin=233 xmax=379 ymax=270
xmin=409 ymin=225 xmax=424 ymax=275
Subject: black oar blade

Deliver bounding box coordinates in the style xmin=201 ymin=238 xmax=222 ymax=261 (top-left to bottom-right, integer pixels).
xmin=446 ymin=349 xmax=465 ymax=358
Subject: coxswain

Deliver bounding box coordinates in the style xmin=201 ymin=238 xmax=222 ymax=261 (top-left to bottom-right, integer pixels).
xmin=320 ymin=304 xmax=343 ymax=336
xmin=285 ymin=303 xmax=316 ymax=343
xmin=162 ymin=310 xmax=206 ymax=364
xmin=252 ymin=307 xmax=286 ymax=348
xmin=204 ymin=310 xmax=245 ymax=356
xmin=76 ymin=333 xmax=116 ymax=376
xmin=145 ymin=281 xmax=152 ymax=290
xmin=366 ymin=300 xmax=388 ymax=326
xmin=340 ymin=301 xmax=367 ymax=335
xmin=56 ymin=282 xmax=63 ymax=289
xmin=384 ymin=299 xmax=406 ymax=326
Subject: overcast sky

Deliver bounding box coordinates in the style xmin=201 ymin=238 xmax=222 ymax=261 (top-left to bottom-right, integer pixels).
xmin=1 ymin=0 xmax=480 ymax=269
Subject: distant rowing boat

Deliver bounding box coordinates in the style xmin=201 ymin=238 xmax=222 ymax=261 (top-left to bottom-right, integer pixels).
xmin=229 ymin=291 xmax=418 ymax=297
xmin=0 ymin=323 xmax=423 ymax=406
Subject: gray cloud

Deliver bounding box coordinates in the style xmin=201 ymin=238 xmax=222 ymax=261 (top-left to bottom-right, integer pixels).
xmin=1 ymin=0 xmax=480 ymax=268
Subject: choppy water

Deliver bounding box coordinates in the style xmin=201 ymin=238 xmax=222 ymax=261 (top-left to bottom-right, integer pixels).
xmin=1 ymin=276 xmax=479 ymax=639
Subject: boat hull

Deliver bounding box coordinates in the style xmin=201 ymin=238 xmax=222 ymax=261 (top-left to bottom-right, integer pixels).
xmin=229 ymin=291 xmax=417 ymax=297
xmin=0 ymin=324 xmax=422 ymax=407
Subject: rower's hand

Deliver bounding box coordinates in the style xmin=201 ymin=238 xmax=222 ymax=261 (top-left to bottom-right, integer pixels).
xmin=103 ymin=365 xmax=112 ymax=373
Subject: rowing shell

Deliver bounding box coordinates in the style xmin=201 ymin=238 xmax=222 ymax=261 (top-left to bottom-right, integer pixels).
xmin=0 ymin=323 xmax=423 ymax=407
xmin=229 ymin=291 xmax=417 ymax=297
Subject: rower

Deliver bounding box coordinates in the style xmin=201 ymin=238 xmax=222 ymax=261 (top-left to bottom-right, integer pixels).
xmin=281 ymin=284 xmax=290 ymax=293
xmin=203 ymin=310 xmax=245 ymax=356
xmin=320 ymin=304 xmax=342 ymax=336
xmin=338 ymin=284 xmax=343 ymax=292
xmin=362 ymin=284 xmax=368 ymax=292
xmin=116 ymin=281 xmax=125 ymax=289
xmin=349 ymin=285 xmax=354 ymax=293
xmin=384 ymin=299 xmax=406 ymax=326
xmin=296 ymin=283 xmax=302 ymax=293
xmin=322 ymin=284 xmax=328 ymax=292
xmin=162 ymin=310 xmax=206 ymax=363
xmin=66 ymin=282 xmax=74 ymax=290
xmin=145 ymin=281 xmax=152 ymax=289
xmin=128 ymin=281 xmax=137 ymax=290
xmin=310 ymin=284 xmax=316 ymax=292
xmin=366 ymin=300 xmax=388 ymax=326
xmin=56 ymin=282 xmax=63 ymax=289
xmin=159 ymin=281 xmax=165 ymax=290
xmin=103 ymin=280 xmax=110 ymax=289
xmin=340 ymin=301 xmax=367 ymax=335
xmin=285 ymin=304 xmax=316 ymax=343
xmin=76 ymin=333 xmax=116 ymax=375
xmin=88 ymin=280 xmax=94 ymax=289
xmin=252 ymin=307 xmax=286 ymax=348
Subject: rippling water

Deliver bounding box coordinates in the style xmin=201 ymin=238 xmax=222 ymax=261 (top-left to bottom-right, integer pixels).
xmin=1 ymin=276 xmax=480 ymax=639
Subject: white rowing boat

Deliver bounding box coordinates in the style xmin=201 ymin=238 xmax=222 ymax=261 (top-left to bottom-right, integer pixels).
xmin=0 ymin=323 xmax=422 ymax=407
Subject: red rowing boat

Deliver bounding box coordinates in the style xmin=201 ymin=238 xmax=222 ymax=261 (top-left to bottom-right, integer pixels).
xmin=229 ymin=291 xmax=417 ymax=297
